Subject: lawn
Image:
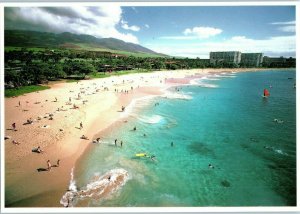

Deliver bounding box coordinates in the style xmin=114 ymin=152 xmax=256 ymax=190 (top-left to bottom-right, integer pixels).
xmin=5 ymin=85 xmax=50 ymax=97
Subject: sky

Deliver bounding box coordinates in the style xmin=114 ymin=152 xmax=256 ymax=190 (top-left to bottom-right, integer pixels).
xmin=5 ymin=6 xmax=296 ymax=58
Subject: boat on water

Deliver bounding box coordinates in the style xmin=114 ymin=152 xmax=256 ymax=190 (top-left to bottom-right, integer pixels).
xmin=262 ymin=88 xmax=270 ymax=98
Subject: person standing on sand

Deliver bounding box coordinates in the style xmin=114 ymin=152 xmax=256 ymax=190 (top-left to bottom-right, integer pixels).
xmin=115 ymin=139 xmax=117 ymax=146
xmin=18 ymin=101 xmax=21 ymax=107
xmin=80 ymin=122 xmax=83 ymax=130
xmin=12 ymin=123 xmax=16 ymax=131
xmin=47 ymin=160 xmax=52 ymax=171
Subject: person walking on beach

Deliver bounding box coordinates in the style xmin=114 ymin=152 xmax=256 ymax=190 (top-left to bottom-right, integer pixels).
xmin=80 ymin=122 xmax=83 ymax=130
xmin=12 ymin=123 xmax=16 ymax=131
xmin=47 ymin=160 xmax=52 ymax=171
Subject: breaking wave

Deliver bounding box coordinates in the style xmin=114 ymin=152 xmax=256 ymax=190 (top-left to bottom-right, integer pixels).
xmin=60 ymin=168 xmax=129 ymax=207
xmin=138 ymin=115 xmax=164 ymax=124
xmin=161 ymin=91 xmax=193 ymax=100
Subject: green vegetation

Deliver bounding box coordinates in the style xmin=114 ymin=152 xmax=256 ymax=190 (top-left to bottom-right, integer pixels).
xmin=5 ymin=30 xmax=164 ymax=58
xmin=5 ymin=85 xmax=50 ymax=97
xmin=3 ymin=46 xmax=209 ymax=94
xmin=5 ymin=30 xmax=295 ymax=98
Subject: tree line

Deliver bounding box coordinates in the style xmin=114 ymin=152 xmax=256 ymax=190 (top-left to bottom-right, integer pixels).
xmin=4 ymin=48 xmax=295 ymax=88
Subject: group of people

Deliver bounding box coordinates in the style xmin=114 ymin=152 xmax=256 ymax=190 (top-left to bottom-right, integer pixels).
xmin=114 ymin=139 xmax=124 ymax=147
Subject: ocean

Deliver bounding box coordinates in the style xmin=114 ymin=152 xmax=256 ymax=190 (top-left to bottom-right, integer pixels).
xmin=66 ymin=69 xmax=296 ymax=207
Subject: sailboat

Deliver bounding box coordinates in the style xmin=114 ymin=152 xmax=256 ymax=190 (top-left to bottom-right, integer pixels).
xmin=262 ymin=88 xmax=270 ymax=98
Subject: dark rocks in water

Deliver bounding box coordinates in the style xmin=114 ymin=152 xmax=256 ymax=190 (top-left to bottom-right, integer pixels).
xmin=240 ymin=143 xmax=249 ymax=149
xmin=188 ymin=141 xmax=214 ymax=156
xmin=221 ymin=180 xmax=231 ymax=187
xmin=267 ymin=164 xmax=277 ymax=170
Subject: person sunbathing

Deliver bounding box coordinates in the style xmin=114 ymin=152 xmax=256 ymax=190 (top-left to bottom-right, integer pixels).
xmin=12 ymin=140 xmax=20 ymax=145
xmin=73 ymin=104 xmax=79 ymax=109
xmin=81 ymin=135 xmax=89 ymax=140
xmin=27 ymin=118 xmax=33 ymax=124
xmin=32 ymin=146 xmax=44 ymax=153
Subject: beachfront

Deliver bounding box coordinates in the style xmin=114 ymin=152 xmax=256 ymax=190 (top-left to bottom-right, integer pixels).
xmin=4 ymin=68 xmax=287 ymax=207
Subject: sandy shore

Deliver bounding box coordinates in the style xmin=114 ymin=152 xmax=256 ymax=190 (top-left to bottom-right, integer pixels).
xmin=3 ymin=68 xmax=275 ymax=207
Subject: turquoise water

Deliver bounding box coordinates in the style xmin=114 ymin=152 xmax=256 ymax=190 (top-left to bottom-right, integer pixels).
xmin=74 ymin=70 xmax=296 ymax=207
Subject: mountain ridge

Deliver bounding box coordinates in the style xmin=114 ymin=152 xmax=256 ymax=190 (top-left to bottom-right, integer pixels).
xmin=5 ymin=30 xmax=163 ymax=56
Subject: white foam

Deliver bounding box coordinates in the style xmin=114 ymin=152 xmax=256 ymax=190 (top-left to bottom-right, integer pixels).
xmin=189 ymin=79 xmax=201 ymax=85
xmin=161 ymin=91 xmax=192 ymax=100
xmin=211 ymin=73 xmax=237 ymax=78
xmin=120 ymin=95 xmax=157 ymax=118
xmin=274 ymin=149 xmax=288 ymax=156
xmin=197 ymin=83 xmax=219 ymax=88
xmin=60 ymin=168 xmax=129 ymax=207
xmin=69 ymin=167 xmax=77 ymax=192
xmin=139 ymin=115 xmax=164 ymax=124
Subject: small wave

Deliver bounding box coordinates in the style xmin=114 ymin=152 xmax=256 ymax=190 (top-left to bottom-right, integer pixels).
xmin=139 ymin=115 xmax=164 ymax=124
xmin=120 ymin=95 xmax=157 ymax=118
xmin=60 ymin=168 xmax=129 ymax=207
xmin=161 ymin=92 xmax=192 ymax=100
xmin=198 ymin=83 xmax=218 ymax=88
xmin=274 ymin=149 xmax=288 ymax=156
xmin=214 ymin=73 xmax=236 ymax=78
xmin=190 ymin=79 xmax=219 ymax=88
xmin=222 ymin=75 xmax=236 ymax=78
xmin=69 ymin=167 xmax=77 ymax=192
xmin=264 ymin=146 xmax=288 ymax=156
xmin=189 ymin=79 xmax=201 ymax=85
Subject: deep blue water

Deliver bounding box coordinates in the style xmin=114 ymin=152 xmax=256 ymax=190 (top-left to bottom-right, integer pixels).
xmin=74 ymin=70 xmax=296 ymax=207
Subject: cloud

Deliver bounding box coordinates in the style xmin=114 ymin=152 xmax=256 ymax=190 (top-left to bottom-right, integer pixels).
xmin=278 ymin=25 xmax=295 ymax=33
xmin=183 ymin=26 xmax=223 ymax=39
xmin=147 ymin=35 xmax=295 ymax=59
xmin=121 ymin=20 xmax=140 ymax=32
xmin=145 ymin=24 xmax=150 ymax=28
xmin=269 ymin=20 xmax=295 ymax=33
xmin=5 ymin=6 xmax=139 ymax=44
xmin=270 ymin=20 xmax=295 ymax=25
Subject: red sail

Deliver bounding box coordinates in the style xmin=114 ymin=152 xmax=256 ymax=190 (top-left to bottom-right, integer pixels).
xmin=264 ymin=89 xmax=270 ymax=97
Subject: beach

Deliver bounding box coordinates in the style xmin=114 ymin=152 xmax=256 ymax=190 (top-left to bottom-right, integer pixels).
xmin=4 ymin=68 xmax=291 ymax=207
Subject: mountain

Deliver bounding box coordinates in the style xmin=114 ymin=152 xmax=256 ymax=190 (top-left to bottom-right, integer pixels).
xmin=5 ymin=30 xmax=164 ymax=56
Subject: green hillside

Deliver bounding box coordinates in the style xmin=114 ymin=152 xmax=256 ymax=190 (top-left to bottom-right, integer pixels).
xmin=5 ymin=30 xmax=166 ymax=57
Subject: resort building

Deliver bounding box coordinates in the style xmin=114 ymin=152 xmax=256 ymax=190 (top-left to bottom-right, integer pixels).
xmin=209 ymin=51 xmax=242 ymax=66
xmin=240 ymin=53 xmax=263 ymax=67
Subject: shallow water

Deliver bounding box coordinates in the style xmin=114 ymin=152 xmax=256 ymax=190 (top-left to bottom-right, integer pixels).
xmin=73 ymin=70 xmax=296 ymax=207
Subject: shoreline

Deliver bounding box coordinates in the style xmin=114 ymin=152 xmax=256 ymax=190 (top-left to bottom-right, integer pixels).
xmin=3 ymin=68 xmax=290 ymax=207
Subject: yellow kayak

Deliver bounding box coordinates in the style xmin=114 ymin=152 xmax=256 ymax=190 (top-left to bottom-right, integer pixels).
xmin=135 ymin=153 xmax=147 ymax=157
